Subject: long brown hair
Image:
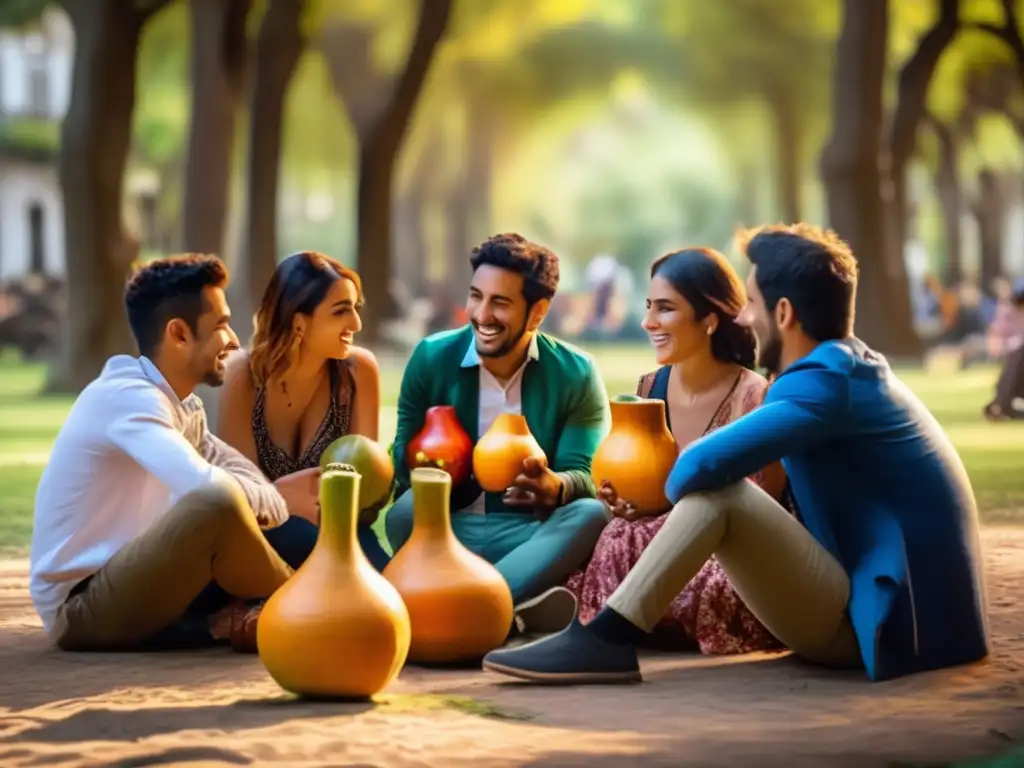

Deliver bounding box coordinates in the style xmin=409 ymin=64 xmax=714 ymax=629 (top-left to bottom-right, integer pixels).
xmin=650 ymin=247 xmax=756 ymax=368
xmin=249 ymin=251 xmax=363 ymax=385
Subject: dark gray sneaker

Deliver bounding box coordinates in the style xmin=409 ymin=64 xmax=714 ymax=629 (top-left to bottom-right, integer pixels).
xmin=482 ymin=618 xmax=642 ymax=685
xmin=514 ymin=586 xmax=579 ymax=635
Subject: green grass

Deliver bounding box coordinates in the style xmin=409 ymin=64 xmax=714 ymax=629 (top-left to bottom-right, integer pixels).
xmin=2 ymin=345 xmax=1022 ymax=552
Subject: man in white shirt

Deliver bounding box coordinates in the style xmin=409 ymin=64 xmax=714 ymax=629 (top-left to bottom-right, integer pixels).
xmin=30 ymin=255 xmax=321 ymax=651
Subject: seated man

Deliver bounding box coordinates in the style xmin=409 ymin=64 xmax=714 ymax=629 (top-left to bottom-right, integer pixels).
xmin=483 ymin=223 xmax=990 ymax=683
xmin=30 ymin=255 xmax=321 ymax=652
xmin=387 ymin=233 xmax=611 ymax=626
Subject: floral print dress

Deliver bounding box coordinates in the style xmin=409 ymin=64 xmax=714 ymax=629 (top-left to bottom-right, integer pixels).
xmin=565 ymin=366 xmax=789 ymax=655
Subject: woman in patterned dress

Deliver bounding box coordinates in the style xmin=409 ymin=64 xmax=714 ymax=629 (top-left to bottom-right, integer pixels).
xmin=566 ymin=247 xmax=791 ymax=655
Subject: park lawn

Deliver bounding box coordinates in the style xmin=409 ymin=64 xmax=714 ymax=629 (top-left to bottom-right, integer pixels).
xmin=1 ymin=346 xmax=1022 ymax=553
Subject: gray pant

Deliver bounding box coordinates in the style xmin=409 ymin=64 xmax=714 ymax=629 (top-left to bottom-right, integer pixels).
xmin=385 ymin=491 xmax=610 ymax=604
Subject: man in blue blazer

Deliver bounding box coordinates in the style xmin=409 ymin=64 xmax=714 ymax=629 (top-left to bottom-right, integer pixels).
xmin=482 ymin=223 xmax=990 ymax=684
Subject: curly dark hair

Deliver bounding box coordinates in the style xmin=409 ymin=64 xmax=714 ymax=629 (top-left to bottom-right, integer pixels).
xmin=124 ymin=254 xmax=229 ymax=358
xmin=469 ymin=233 xmax=560 ymax=305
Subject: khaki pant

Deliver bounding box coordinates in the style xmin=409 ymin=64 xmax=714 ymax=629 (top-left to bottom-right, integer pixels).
xmin=606 ymin=480 xmax=862 ymax=667
xmin=52 ymin=481 xmax=294 ymax=651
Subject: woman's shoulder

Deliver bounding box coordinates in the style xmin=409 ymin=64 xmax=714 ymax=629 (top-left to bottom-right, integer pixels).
xmin=734 ymin=367 xmax=770 ymax=412
xmin=636 ymin=365 xmax=670 ymax=398
xmin=346 ymin=345 xmax=380 ymax=373
xmin=338 ymin=346 xmax=380 ymax=393
xmin=223 ymin=349 xmax=257 ymax=394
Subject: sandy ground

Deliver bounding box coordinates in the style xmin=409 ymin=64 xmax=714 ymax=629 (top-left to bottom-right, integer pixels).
xmin=1 ymin=529 xmax=1023 ymax=768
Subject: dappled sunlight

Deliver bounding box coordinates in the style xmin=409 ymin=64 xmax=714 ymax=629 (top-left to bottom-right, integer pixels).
xmin=2 ymin=0 xmax=1024 ymax=763
xmin=0 ymin=528 xmax=1022 ymax=764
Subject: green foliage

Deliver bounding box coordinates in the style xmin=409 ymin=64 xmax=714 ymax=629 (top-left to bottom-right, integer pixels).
xmin=0 ymin=0 xmax=50 ymax=28
xmin=513 ymin=95 xmax=737 ymax=275
xmin=0 ymin=116 xmax=60 ymax=162
xmin=133 ymin=1 xmax=189 ymax=167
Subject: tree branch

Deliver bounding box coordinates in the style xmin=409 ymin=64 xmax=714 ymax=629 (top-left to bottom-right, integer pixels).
xmin=966 ymin=21 xmax=1014 ymax=43
xmin=368 ymin=0 xmax=451 ymax=159
xmin=132 ymin=0 xmax=174 ymax=23
xmin=965 ymin=0 xmax=1024 ymax=88
xmin=319 ymin=23 xmax=391 ymax=137
xmin=888 ymin=0 xmax=960 ymax=166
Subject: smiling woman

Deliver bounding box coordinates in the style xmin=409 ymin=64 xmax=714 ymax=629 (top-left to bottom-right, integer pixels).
xmin=214 ymin=251 xmax=391 ymax=587
xmin=565 ymin=246 xmax=790 ymax=656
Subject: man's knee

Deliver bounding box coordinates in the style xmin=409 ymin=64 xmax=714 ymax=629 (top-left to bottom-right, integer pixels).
xmin=384 ymin=490 xmax=414 ymax=552
xmin=669 ymin=481 xmax=755 ymax=515
xmin=559 ymin=498 xmax=611 ymax=538
xmin=173 ymin=479 xmax=250 ymax=529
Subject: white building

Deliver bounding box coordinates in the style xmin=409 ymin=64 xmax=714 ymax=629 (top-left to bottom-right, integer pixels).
xmin=0 ymin=9 xmax=72 ymax=280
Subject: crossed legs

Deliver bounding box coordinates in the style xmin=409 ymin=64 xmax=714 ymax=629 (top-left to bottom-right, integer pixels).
xmin=483 ymin=480 xmax=861 ymax=682
xmin=52 ymin=481 xmax=297 ymax=651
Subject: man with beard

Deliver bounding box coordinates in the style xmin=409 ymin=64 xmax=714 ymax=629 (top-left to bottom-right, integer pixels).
xmin=31 ymin=255 xmax=321 ymax=652
xmin=388 ymin=233 xmax=611 ymax=631
xmin=481 ymin=223 xmax=990 ymax=683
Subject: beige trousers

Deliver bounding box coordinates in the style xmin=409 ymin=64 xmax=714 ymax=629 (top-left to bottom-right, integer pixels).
xmin=606 ymin=480 xmax=862 ymax=667
xmin=52 ymin=481 xmax=294 ymax=650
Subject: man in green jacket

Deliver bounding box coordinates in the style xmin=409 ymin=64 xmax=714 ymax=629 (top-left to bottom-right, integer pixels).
xmin=387 ymin=233 xmax=611 ymax=628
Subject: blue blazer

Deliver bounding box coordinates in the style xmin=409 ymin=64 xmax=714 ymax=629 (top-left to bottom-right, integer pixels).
xmin=665 ymin=339 xmax=990 ymax=681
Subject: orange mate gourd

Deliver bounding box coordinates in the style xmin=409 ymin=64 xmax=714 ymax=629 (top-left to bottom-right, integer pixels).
xmin=472 ymin=412 xmax=545 ymax=493
xmin=591 ymin=394 xmax=678 ymax=515
xmin=382 ymin=467 xmax=514 ymax=662
xmin=257 ymin=463 xmax=411 ymax=698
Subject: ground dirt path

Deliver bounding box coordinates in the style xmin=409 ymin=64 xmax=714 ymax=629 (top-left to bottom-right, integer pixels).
xmin=1 ymin=528 xmax=1022 ymax=767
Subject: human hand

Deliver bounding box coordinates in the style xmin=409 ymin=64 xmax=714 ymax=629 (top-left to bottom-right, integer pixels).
xmin=597 ymin=479 xmax=637 ymax=520
xmin=503 ymin=455 xmax=564 ymax=516
xmin=597 ymin=479 xmax=669 ymax=521
xmin=357 ymin=490 xmax=392 ymax=528
xmin=273 ymin=467 xmax=322 ymax=525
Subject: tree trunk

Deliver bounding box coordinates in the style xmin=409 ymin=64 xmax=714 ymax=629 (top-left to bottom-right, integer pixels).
xmin=393 ymin=188 xmax=427 ymax=297
xmin=181 ymin=0 xmax=251 ymax=256
xmin=925 ymin=113 xmax=963 ymax=284
xmin=884 ymin=0 xmax=959 ymax=340
xmin=46 ymin=0 xmax=166 ymax=393
xmin=765 ymin=81 xmax=802 ymax=223
xmin=235 ymin=0 xmax=306 ymax=335
xmin=445 ymin=179 xmax=471 ymax=292
xmin=735 ymin=160 xmax=760 ymax=227
xmin=464 ymin=97 xmax=495 ymax=244
xmin=351 ymin=0 xmax=452 ymax=344
xmin=821 ymin=0 xmax=920 ymax=357
xmin=393 ymin=129 xmax=440 ymax=298
xmin=974 ymin=168 xmax=1005 ymax=294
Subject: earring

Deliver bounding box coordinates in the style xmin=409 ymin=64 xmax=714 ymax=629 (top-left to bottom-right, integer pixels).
xmin=706 ymin=326 xmax=714 ymax=336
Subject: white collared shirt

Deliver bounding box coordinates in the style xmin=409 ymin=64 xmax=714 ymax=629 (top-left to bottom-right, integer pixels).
xmin=28 ymin=355 xmax=287 ymax=635
xmin=461 ymin=334 xmax=540 ymax=513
